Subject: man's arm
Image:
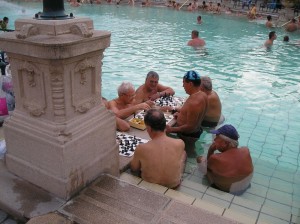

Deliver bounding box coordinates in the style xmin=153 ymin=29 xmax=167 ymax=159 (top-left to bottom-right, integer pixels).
xmin=207 ymin=142 xmax=217 ymax=159
xmin=116 ymin=117 xmax=130 ymax=132
xmin=130 ymin=146 xmax=142 ymax=171
xmin=108 ymin=100 xmax=150 ymax=119
xmin=157 ymin=84 xmax=175 ymax=97
xmin=167 ymin=100 xmax=204 ymax=133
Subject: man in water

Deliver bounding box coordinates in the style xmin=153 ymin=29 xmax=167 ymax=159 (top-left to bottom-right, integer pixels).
xmin=197 ymin=15 xmax=202 ymax=24
xmin=187 ymin=30 xmax=206 ymax=47
xmin=197 ymin=124 xmax=253 ymax=194
xmin=286 ymin=18 xmax=298 ymax=32
xmin=108 ymin=82 xmax=151 ymax=119
xmin=0 ymin=17 xmax=9 ymax=30
xmin=166 ymin=71 xmax=208 ymax=154
xmin=102 ymin=98 xmax=130 ymax=132
xmin=264 ymin=31 xmax=276 ymax=47
xmin=131 ymin=109 xmax=186 ymax=188
xmin=135 ymin=71 xmax=175 ymax=103
xmin=265 ymin=15 xmax=273 ymax=28
xmin=200 ymin=76 xmax=222 ymax=128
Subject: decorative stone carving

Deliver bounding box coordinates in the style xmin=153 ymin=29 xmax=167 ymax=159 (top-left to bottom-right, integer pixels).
xmin=50 ymin=68 xmax=66 ymax=119
xmin=19 ymin=61 xmax=46 ymax=117
xmin=16 ymin=24 xmax=39 ymax=39
xmin=70 ymin=23 xmax=93 ymax=38
xmin=72 ymin=59 xmax=97 ymax=114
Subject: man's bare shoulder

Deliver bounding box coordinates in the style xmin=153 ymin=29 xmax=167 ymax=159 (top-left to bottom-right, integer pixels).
xmin=108 ymin=99 xmax=117 ymax=108
xmin=187 ymin=91 xmax=207 ymax=104
xmin=136 ymin=84 xmax=145 ymax=92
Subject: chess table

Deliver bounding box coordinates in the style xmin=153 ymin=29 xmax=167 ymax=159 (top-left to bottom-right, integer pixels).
xmin=118 ymin=96 xmax=185 ymax=172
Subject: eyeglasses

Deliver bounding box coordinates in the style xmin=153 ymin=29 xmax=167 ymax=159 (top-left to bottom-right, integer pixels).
xmin=183 ymin=70 xmax=200 ymax=81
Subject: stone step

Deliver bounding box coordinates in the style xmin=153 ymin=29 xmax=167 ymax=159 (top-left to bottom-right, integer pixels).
xmin=119 ymin=172 xmax=299 ymax=224
xmin=57 ymin=174 xmax=239 ymax=224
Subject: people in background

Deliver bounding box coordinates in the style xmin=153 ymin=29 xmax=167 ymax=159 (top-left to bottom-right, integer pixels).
xmin=286 ymin=18 xmax=298 ymax=32
xmin=265 ymin=15 xmax=273 ymax=28
xmin=200 ymin=76 xmax=222 ymax=128
xmin=0 ymin=17 xmax=9 ymax=30
xmin=108 ymin=82 xmax=151 ymax=119
xmin=197 ymin=124 xmax=253 ymax=194
xmin=187 ymin=30 xmax=206 ymax=47
xmin=283 ymin=35 xmax=289 ymax=42
xmin=264 ymin=31 xmax=276 ymax=47
xmin=135 ymin=71 xmax=175 ymax=103
xmin=248 ymin=4 xmax=257 ymax=19
xmin=197 ymin=15 xmax=202 ymax=24
xmin=131 ymin=109 xmax=186 ymax=188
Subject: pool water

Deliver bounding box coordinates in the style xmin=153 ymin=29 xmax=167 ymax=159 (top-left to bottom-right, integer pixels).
xmin=2 ymin=1 xmax=300 ymax=221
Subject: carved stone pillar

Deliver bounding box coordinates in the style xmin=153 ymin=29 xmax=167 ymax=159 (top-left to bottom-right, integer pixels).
xmin=0 ymin=18 xmax=119 ymax=199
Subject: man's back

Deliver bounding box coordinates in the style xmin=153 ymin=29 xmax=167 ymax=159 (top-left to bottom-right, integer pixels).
xmin=207 ymin=147 xmax=253 ymax=191
xmin=134 ymin=136 xmax=185 ymax=188
xmin=204 ymin=90 xmax=221 ymax=122
xmin=286 ymin=23 xmax=297 ymax=32
xmin=187 ymin=38 xmax=205 ymax=47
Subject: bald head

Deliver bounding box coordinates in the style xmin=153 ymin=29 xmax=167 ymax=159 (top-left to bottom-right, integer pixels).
xmin=201 ymin=76 xmax=212 ymax=91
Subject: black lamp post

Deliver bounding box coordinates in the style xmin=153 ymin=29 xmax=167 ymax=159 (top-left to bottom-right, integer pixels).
xmin=36 ymin=0 xmax=73 ymax=20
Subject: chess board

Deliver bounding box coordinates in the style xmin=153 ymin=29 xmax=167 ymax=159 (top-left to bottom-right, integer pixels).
xmin=116 ymin=132 xmax=148 ymax=157
xmin=155 ymin=95 xmax=185 ymax=107
xmin=129 ymin=110 xmax=174 ymax=130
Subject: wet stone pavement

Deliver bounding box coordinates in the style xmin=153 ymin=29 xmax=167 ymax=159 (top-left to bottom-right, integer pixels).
xmin=0 ymin=209 xmax=25 ymax=224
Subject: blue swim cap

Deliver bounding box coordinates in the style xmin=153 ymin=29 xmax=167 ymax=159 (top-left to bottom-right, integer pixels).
xmin=183 ymin=70 xmax=201 ymax=81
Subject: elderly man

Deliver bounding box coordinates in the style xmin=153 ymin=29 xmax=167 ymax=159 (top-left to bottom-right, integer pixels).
xmin=102 ymin=98 xmax=130 ymax=132
xmin=187 ymin=30 xmax=206 ymax=47
xmin=108 ymin=82 xmax=151 ymax=119
xmin=135 ymin=71 xmax=175 ymax=103
xmin=197 ymin=124 xmax=253 ymax=194
xmin=200 ymin=76 xmax=222 ymax=128
xmin=166 ymin=71 xmax=207 ymax=155
xmin=131 ymin=109 xmax=186 ymax=188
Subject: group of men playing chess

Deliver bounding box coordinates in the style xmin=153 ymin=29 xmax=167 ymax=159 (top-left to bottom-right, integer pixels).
xmin=106 ymin=70 xmax=253 ymax=194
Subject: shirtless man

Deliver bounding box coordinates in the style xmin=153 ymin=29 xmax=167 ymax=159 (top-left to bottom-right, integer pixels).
xmin=197 ymin=15 xmax=202 ymax=24
xmin=187 ymin=30 xmax=206 ymax=47
xmin=200 ymin=76 xmax=222 ymax=128
xmin=131 ymin=109 xmax=186 ymax=188
xmin=102 ymin=98 xmax=130 ymax=132
xmin=197 ymin=125 xmax=253 ymax=194
xmin=265 ymin=15 xmax=273 ymax=28
xmin=286 ymin=19 xmax=298 ymax=32
xmin=135 ymin=71 xmax=175 ymax=104
xmin=166 ymin=71 xmax=208 ymax=154
xmin=108 ymin=82 xmax=151 ymax=119
xmin=264 ymin=31 xmax=276 ymax=47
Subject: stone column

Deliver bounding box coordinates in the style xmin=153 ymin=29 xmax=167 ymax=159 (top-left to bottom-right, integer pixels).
xmin=0 ymin=17 xmax=119 ymax=199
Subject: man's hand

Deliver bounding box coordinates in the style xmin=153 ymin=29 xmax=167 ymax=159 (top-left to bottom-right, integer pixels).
xmin=160 ymin=106 xmax=173 ymax=112
xmin=137 ymin=102 xmax=151 ymax=111
xmin=149 ymin=92 xmax=161 ymax=101
xmin=145 ymin=100 xmax=155 ymax=107
xmin=166 ymin=124 xmax=173 ymax=133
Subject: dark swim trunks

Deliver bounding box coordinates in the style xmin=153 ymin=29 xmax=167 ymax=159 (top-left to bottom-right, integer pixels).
xmin=180 ymin=128 xmax=203 ymax=138
xmin=201 ymin=120 xmax=218 ymax=128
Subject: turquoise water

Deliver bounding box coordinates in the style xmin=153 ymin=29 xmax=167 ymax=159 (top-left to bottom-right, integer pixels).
xmin=2 ymin=1 xmax=300 ymax=216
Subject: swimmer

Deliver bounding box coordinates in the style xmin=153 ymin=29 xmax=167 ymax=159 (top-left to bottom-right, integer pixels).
xmin=187 ymin=30 xmax=206 ymax=47
xmin=265 ymin=15 xmax=273 ymax=28
xmin=264 ymin=31 xmax=276 ymax=48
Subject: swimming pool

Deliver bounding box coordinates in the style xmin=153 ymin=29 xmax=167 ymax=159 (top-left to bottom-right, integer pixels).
xmin=2 ymin=1 xmax=300 ymax=222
